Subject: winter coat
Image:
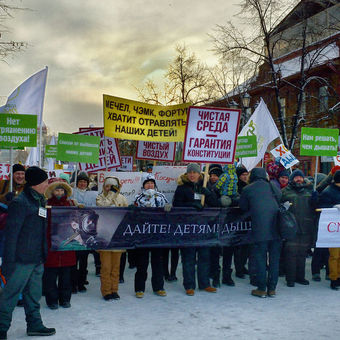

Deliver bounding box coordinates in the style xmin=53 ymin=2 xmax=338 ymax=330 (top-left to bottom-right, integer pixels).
xmin=173 ymin=174 xmax=218 ymax=208
xmin=44 ymin=196 xmax=76 ymax=268
xmin=318 ymin=183 xmax=340 ymax=208
xmin=0 ymin=178 xmax=25 ymax=205
xmin=281 ymin=179 xmax=316 ymax=235
xmin=239 ymin=168 xmax=281 ymax=242
xmin=71 ymin=187 xmax=97 ymax=207
xmin=2 ymin=186 xmax=48 ymax=276
xmin=134 ymin=190 xmax=168 ymax=208
xmin=96 ymin=191 xmax=128 ymax=207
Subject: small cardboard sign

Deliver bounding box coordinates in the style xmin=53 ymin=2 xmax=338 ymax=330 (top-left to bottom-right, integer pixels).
xmin=235 ymin=136 xmax=257 ymax=158
xmin=45 ymin=145 xmax=57 ymax=158
xmin=270 ymin=144 xmax=299 ymax=169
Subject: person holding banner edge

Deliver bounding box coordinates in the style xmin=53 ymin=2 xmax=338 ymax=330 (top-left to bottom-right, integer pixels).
xmin=173 ymin=163 xmax=219 ymax=296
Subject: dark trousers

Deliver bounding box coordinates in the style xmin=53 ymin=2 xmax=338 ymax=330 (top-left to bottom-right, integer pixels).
xmin=72 ymin=250 xmax=89 ymax=290
xmin=120 ymin=252 xmax=126 ymax=281
xmin=210 ymin=246 xmax=221 ymax=280
xmin=127 ymin=249 xmax=137 ymax=268
xmin=91 ymin=250 xmax=101 ymax=270
xmin=0 ymin=263 xmax=44 ymax=332
xmin=311 ymin=248 xmax=329 ymax=275
xmin=43 ymin=266 xmax=72 ymax=306
xmin=252 ymin=239 xmax=282 ymax=291
xmin=162 ymin=248 xmax=179 ymax=278
xmin=134 ymin=248 xmax=164 ymax=292
xmin=284 ymin=234 xmax=311 ymax=283
xmin=222 ymin=246 xmax=244 ymax=278
xmin=181 ymin=247 xmax=210 ymax=290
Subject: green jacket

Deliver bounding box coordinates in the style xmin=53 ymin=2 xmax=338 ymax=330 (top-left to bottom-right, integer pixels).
xmin=281 ymin=179 xmax=316 ymax=235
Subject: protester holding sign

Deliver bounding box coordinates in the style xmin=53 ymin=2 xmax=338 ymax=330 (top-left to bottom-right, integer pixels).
xmin=281 ymin=170 xmax=317 ymax=287
xmin=0 ymin=164 xmax=25 ymax=205
xmin=239 ymin=168 xmax=282 ymax=298
xmin=318 ymin=170 xmax=340 ymax=290
xmin=96 ymin=176 xmax=128 ymax=301
xmin=0 ymin=166 xmax=56 ymax=338
xmin=43 ymin=178 xmax=77 ymax=310
xmin=173 ymin=163 xmax=218 ymax=296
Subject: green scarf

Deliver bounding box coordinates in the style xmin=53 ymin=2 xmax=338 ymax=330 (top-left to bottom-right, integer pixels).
xmin=29 ymin=187 xmax=46 ymax=207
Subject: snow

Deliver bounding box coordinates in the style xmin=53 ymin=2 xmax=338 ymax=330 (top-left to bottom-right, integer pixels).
xmin=7 ymin=256 xmax=340 ymax=340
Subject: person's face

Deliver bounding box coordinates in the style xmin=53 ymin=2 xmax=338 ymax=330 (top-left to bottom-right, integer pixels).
xmin=279 ymin=176 xmax=289 ymax=187
xmin=104 ymin=184 xmax=111 ymax=193
xmin=13 ymin=171 xmax=25 ymax=185
xmin=53 ymin=188 xmax=65 ymax=198
xmin=239 ymin=172 xmax=249 ymax=183
xmin=144 ymin=181 xmax=155 ymax=190
xmin=146 ymin=168 xmax=153 ymax=173
xmin=210 ymin=174 xmax=219 ymax=184
xmin=77 ymin=179 xmax=88 ymax=190
xmin=32 ymin=179 xmax=49 ymax=194
xmin=293 ymin=176 xmax=304 ymax=184
xmin=187 ymin=171 xmax=200 ymax=183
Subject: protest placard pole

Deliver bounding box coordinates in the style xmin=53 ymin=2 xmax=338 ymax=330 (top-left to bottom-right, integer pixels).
xmin=201 ymin=164 xmax=210 ymax=206
xmin=313 ymin=156 xmax=319 ymax=191
xmin=104 ymin=136 xmax=108 ymax=171
xmin=74 ymin=163 xmax=78 ymax=186
xmin=9 ymin=147 xmax=13 ymax=192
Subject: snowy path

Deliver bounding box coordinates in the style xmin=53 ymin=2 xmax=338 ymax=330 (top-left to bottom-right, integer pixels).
xmin=8 ymin=257 xmax=340 ymax=340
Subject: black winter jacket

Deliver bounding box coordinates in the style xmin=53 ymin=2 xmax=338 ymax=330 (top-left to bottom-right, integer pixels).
xmin=239 ymin=168 xmax=281 ymax=242
xmin=3 ymin=186 xmax=48 ymax=270
xmin=319 ymin=183 xmax=340 ymax=208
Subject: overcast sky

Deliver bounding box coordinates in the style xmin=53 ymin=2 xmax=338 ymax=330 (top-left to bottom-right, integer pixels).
xmin=0 ymin=0 xmax=241 ymax=134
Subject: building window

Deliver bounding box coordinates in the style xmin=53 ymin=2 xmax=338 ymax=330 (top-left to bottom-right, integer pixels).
xmin=279 ymin=97 xmax=286 ymax=119
xmin=319 ymin=86 xmax=328 ymax=112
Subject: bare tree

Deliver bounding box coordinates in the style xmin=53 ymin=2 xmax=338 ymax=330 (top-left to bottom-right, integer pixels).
xmin=136 ymin=44 xmax=215 ymax=106
xmin=0 ymin=1 xmax=27 ymax=61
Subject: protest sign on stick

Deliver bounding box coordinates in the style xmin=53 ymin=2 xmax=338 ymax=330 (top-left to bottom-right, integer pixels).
xmin=270 ymin=143 xmax=299 ymax=169
xmin=182 ymin=106 xmax=240 ymax=164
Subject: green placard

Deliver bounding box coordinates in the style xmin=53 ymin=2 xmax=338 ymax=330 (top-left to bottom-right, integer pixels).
xmin=235 ymin=135 xmax=257 ymax=158
xmin=56 ymin=133 xmax=100 ymax=163
xmin=0 ymin=113 xmax=37 ymax=148
xmin=45 ymin=145 xmax=57 ymax=158
xmin=300 ymin=127 xmax=339 ymax=156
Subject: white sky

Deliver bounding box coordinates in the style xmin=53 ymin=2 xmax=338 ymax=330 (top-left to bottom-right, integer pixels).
xmin=0 ymin=0 xmax=245 ymax=133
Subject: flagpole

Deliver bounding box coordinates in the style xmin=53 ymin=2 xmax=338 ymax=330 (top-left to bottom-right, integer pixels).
xmin=313 ymin=156 xmax=319 ymax=191
xmin=9 ymin=147 xmax=13 ymax=192
xmin=38 ymin=66 xmax=48 ymax=167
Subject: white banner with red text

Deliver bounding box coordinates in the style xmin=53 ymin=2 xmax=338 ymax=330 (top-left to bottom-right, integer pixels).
xmin=316 ymin=208 xmax=340 ymax=247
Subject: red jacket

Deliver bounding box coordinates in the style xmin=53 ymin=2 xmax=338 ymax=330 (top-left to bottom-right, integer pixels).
xmin=44 ymin=196 xmax=76 ymax=268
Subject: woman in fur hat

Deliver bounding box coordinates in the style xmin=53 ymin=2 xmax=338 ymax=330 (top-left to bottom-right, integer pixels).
xmin=96 ymin=176 xmax=128 ymax=301
xmin=43 ymin=177 xmax=77 ymax=310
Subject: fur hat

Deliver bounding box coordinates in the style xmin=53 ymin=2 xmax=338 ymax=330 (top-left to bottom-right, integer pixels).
xmin=103 ymin=176 xmax=121 ymax=192
xmin=13 ymin=164 xmax=25 ymax=173
xmin=142 ymin=173 xmax=156 ymax=188
xmin=187 ymin=163 xmax=201 ymax=174
xmin=25 ymin=166 xmax=48 ymax=186
xmin=45 ymin=179 xmax=72 ymax=199
xmin=209 ymin=164 xmax=223 ymax=177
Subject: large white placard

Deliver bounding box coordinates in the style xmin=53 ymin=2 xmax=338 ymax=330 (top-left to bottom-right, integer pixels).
xmin=316 ymin=208 xmax=340 ymax=248
xmin=183 ymin=106 xmax=240 ymax=164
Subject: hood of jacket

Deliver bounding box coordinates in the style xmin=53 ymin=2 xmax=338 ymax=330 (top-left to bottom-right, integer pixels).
xmin=249 ymin=168 xmax=268 ymax=183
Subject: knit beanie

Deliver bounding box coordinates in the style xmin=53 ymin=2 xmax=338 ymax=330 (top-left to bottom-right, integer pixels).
xmin=25 ymin=166 xmax=48 ymax=186
xmin=187 ymin=163 xmax=201 ymax=174
xmin=331 ymin=166 xmax=340 ymax=175
xmin=209 ymin=164 xmax=223 ymax=177
xmin=289 ymin=169 xmax=305 ymax=182
xmin=77 ymin=172 xmax=89 ymax=185
xmin=13 ymin=163 xmax=25 ymax=173
xmin=59 ymin=173 xmax=70 ymax=184
xmin=278 ymin=169 xmax=290 ymax=178
xmin=236 ymin=166 xmax=248 ymax=178
xmin=334 ymin=170 xmax=340 ymax=184
xmin=266 ymin=161 xmax=281 ymax=180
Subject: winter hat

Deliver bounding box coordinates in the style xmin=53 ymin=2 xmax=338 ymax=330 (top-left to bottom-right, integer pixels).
xmin=146 ymin=163 xmax=153 ymax=172
xmin=331 ymin=166 xmax=340 ymax=175
xmin=59 ymin=173 xmax=70 ymax=184
xmin=236 ymin=166 xmax=248 ymax=178
xmin=77 ymin=172 xmax=89 ymax=185
xmin=187 ymin=163 xmax=201 ymax=174
xmin=209 ymin=164 xmax=223 ymax=177
xmin=278 ymin=169 xmax=290 ymax=178
xmin=142 ymin=173 xmax=156 ymax=188
xmin=45 ymin=180 xmax=72 ymax=199
xmin=25 ymin=166 xmax=48 ymax=186
xmin=104 ymin=177 xmax=121 ymax=192
xmin=266 ymin=161 xmax=281 ymax=180
xmin=289 ymin=169 xmax=305 ymax=182
xmin=334 ymin=170 xmax=340 ymax=184
xmin=13 ymin=164 xmax=25 ymax=173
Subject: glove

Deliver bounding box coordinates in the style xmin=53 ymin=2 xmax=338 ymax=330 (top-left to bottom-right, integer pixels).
xmin=220 ymin=195 xmax=232 ymax=207
xmin=164 ymin=203 xmax=172 ymax=212
xmin=1 ymin=262 xmax=16 ymax=278
xmin=200 ymin=187 xmax=211 ymax=196
xmin=5 ymin=191 xmax=15 ymax=202
xmin=192 ymin=201 xmax=203 ymax=211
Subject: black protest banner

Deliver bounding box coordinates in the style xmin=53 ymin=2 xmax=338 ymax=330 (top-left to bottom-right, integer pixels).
xmin=50 ymin=206 xmax=252 ymax=251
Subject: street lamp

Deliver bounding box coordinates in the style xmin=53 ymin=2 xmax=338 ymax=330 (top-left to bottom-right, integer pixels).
xmin=242 ymin=92 xmax=251 ymax=109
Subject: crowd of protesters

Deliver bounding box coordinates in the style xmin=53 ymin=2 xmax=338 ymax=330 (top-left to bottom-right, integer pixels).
xmin=1 ymin=160 xmax=340 ymax=339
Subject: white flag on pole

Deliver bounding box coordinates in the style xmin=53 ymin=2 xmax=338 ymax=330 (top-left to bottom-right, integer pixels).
xmin=238 ymin=98 xmax=282 ymax=171
xmin=0 ymin=67 xmax=48 ymax=125
xmin=25 ymin=147 xmax=39 ymax=167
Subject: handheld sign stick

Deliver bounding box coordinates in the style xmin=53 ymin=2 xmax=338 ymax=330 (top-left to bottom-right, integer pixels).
xmin=201 ymin=163 xmax=210 ymax=206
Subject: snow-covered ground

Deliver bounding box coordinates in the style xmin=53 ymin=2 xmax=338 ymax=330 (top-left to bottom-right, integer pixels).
xmin=7 ymin=256 xmax=340 ymax=340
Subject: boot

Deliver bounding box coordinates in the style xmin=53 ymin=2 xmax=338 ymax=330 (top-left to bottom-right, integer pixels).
xmin=27 ymin=326 xmax=56 ymax=336
xmin=330 ymin=280 xmax=339 ymax=290
xmin=0 ymin=331 xmax=7 ymax=340
xmin=222 ymin=271 xmax=235 ymax=286
xmin=312 ymin=274 xmax=321 ymax=282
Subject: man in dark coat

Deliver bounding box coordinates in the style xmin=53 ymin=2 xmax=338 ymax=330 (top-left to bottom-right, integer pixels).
xmin=281 ymin=169 xmax=316 ymax=287
xmin=239 ymin=167 xmax=282 ymax=298
xmin=318 ymin=170 xmax=340 ymax=290
xmin=0 ymin=167 xmax=56 ymax=339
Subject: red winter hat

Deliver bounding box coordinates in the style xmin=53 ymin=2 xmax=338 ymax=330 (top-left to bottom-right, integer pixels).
xmin=331 ymin=166 xmax=340 ymax=175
